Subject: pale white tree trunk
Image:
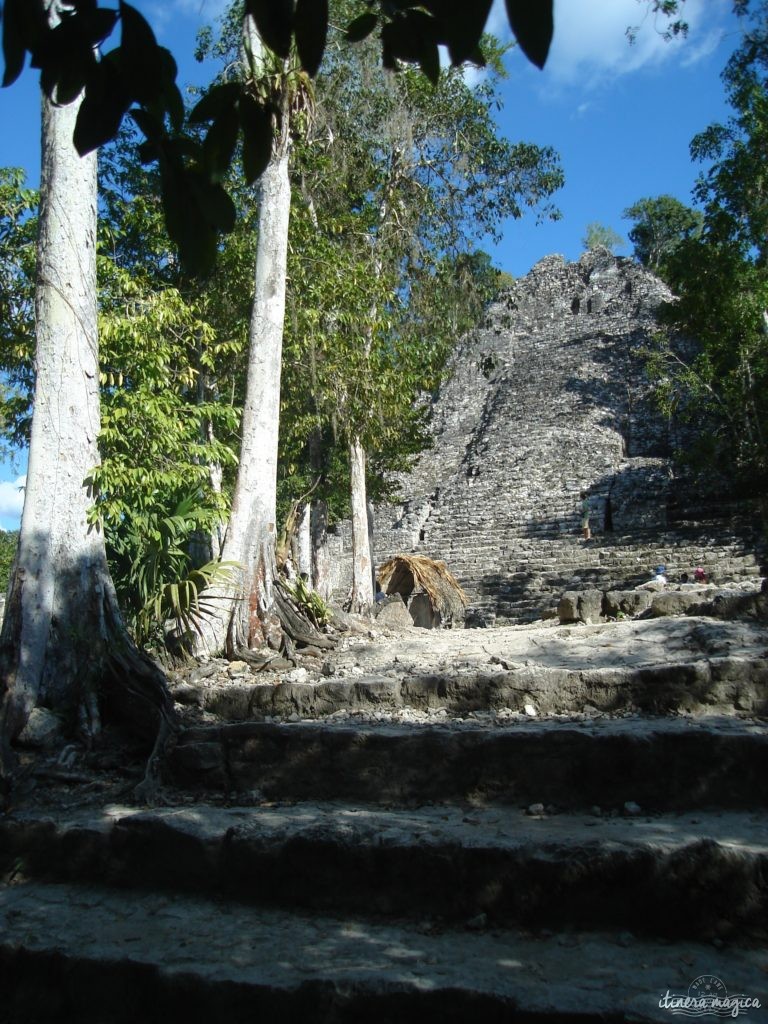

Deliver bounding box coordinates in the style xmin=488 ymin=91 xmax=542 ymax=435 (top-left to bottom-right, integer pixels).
xmin=311 ymin=500 xmax=331 ymax=601
xmin=201 ymin=16 xmax=292 ymax=654
xmin=343 ymin=164 xmax=402 ymax=615
xmin=296 ymin=502 xmax=312 ymax=583
xmin=217 ymin=145 xmax=290 ymax=651
xmin=348 ymin=436 xmax=374 ymax=612
xmin=0 ymin=72 xmax=172 ymax=783
xmin=0 ymin=93 xmax=101 ymax=740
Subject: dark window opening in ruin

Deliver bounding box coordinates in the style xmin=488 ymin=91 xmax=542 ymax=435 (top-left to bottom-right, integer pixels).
xmin=625 ymin=280 xmax=633 ymax=296
xmin=419 ymin=529 xmax=425 ymax=541
xmin=586 ymin=298 xmax=593 ymax=313
xmin=571 ymin=297 xmax=580 ymax=314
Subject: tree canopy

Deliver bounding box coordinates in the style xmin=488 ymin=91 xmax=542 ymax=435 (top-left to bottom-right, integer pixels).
xmin=582 ymin=222 xmax=624 ymax=254
xmin=0 ymin=0 xmax=689 ymax=272
xmin=623 ymin=195 xmax=703 ymax=278
xmin=644 ymin=0 xmax=768 ymax=508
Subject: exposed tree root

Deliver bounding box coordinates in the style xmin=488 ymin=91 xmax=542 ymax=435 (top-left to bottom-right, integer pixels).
xmin=1 ymin=585 xmax=179 ymax=809
xmin=272 ymin=578 xmax=335 ymax=650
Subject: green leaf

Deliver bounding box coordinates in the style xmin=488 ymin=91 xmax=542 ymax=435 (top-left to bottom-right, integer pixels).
xmin=156 ymin=47 xmax=184 ymax=131
xmin=48 ymin=61 xmax=88 ymax=105
xmin=195 ymin=179 xmax=237 ymax=234
xmin=119 ymin=0 xmax=179 ymax=117
xmin=74 ymin=63 xmax=131 ymax=155
xmin=2 ymin=0 xmax=29 ymax=87
xmin=504 ymin=0 xmax=553 ymax=69
xmin=244 ymin=0 xmax=294 ymax=60
xmin=119 ymin=0 xmax=158 ymax=65
xmin=189 ymin=81 xmax=242 ymax=125
xmin=130 ymin=106 xmax=164 ymax=141
xmin=418 ymin=40 xmax=440 ymax=86
xmin=381 ymin=12 xmax=437 ymax=68
xmin=345 ymin=11 xmax=377 ymax=43
xmin=439 ymin=0 xmax=492 ymax=65
xmin=202 ymin=103 xmax=240 ymax=180
xmin=239 ymin=93 xmax=273 ymax=183
xmin=295 ymin=0 xmax=327 ymax=77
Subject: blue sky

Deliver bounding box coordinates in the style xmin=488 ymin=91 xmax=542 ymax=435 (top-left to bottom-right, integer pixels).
xmin=0 ymin=0 xmax=745 ymax=528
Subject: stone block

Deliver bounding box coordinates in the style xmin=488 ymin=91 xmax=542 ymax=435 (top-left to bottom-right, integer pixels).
xmin=604 ymin=591 xmax=653 ymax=618
xmin=557 ymin=592 xmax=579 ymax=623
xmin=577 ymin=590 xmax=604 ymax=624
xmin=375 ymin=595 xmax=413 ymax=629
xmin=647 ymin=592 xmax=710 ymax=618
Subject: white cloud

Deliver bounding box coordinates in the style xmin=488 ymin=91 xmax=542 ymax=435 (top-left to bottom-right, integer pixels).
xmin=0 ymin=476 xmax=25 ymax=524
xmin=543 ymin=0 xmax=731 ymax=88
xmin=141 ymin=0 xmax=228 ymax=37
xmin=171 ymin=0 xmax=230 ymax=23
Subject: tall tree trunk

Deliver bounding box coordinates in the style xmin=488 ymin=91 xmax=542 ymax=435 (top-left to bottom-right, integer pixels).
xmin=348 ymin=436 xmax=374 ymax=612
xmin=296 ymin=502 xmax=312 ymax=583
xmin=219 ymin=142 xmax=290 ymax=652
xmin=200 ymin=17 xmax=331 ymax=657
xmin=311 ymin=499 xmax=331 ymax=601
xmin=0 ymin=76 xmax=174 ymax=799
xmin=199 ymin=17 xmax=292 ymax=655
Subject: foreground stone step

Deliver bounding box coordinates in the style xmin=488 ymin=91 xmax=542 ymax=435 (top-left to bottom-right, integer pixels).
xmin=1 ymin=879 xmax=764 ymax=1024
xmin=2 ymin=805 xmax=765 ymax=942
xmin=166 ymin=717 xmax=768 ymax=812
xmin=193 ymin=653 xmax=768 ymax=722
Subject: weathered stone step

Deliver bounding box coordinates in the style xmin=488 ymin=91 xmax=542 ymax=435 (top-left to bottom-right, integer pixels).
xmin=191 ymin=654 xmax=768 ymax=722
xmin=2 ymin=805 xmax=765 ymax=942
xmin=166 ymin=717 xmax=768 ymax=812
xmin=1 ymin=879 xmax=764 ymax=1023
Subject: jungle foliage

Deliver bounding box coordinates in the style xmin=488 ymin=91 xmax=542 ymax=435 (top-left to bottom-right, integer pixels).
xmin=641 ymin=0 xmax=768 ymax=507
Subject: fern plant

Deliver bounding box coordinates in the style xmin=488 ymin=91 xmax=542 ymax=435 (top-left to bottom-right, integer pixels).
xmin=287 ymin=574 xmax=330 ymax=628
xmin=105 ymin=491 xmax=236 ymax=650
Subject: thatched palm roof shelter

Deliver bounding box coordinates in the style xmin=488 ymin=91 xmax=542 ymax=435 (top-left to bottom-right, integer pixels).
xmin=377 ymin=554 xmax=467 ymax=627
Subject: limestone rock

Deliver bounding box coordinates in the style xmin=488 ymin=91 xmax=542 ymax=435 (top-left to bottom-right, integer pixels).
xmin=558 ymin=590 xmax=603 ymax=624
xmin=604 ymin=590 xmax=653 ymax=618
xmin=557 ymin=592 xmax=579 ymax=623
xmin=17 ymin=707 xmax=63 ymax=749
xmin=577 ymin=590 xmax=603 ymax=625
xmin=375 ymin=595 xmax=413 ymax=629
xmin=645 ymin=592 xmax=709 ymax=618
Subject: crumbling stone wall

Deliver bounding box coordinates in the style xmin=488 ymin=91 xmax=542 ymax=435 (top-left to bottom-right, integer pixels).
xmin=329 ymin=251 xmax=765 ymax=618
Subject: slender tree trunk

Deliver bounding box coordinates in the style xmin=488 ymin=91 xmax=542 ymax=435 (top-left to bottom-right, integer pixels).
xmin=0 ymin=75 xmax=174 ymax=798
xmin=296 ymin=502 xmax=312 ymax=583
xmin=343 ymin=158 xmax=402 ymax=615
xmin=198 ymin=17 xmax=292 ymax=654
xmin=311 ymin=499 xmax=331 ymax=601
xmin=199 ymin=16 xmax=332 ymax=657
xmin=217 ymin=142 xmax=290 ymax=652
xmin=348 ymin=436 xmax=374 ymax=612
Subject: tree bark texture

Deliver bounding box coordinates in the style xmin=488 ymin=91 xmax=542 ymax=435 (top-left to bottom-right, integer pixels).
xmin=198 ymin=18 xmax=333 ymax=657
xmin=0 ymin=82 xmax=174 ymax=796
xmin=348 ymin=436 xmax=374 ymax=612
xmin=206 ymin=133 xmax=292 ymax=654
xmin=296 ymin=502 xmax=312 ymax=583
xmin=311 ymin=500 xmax=331 ymax=602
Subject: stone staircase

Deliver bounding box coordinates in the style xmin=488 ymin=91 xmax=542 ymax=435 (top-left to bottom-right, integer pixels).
xmin=324 ymin=252 xmax=768 ymax=622
xmin=1 ymin=644 xmax=767 ymax=1022
xmin=414 ymin=518 xmax=766 ymax=623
